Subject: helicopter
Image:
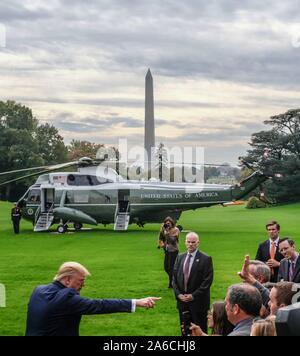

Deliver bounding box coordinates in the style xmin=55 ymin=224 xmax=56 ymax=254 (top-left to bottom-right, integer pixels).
xmin=0 ymin=156 xmax=270 ymax=233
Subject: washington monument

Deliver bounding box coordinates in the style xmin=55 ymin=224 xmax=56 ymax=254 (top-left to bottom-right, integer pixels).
xmin=144 ymin=69 xmax=155 ymax=175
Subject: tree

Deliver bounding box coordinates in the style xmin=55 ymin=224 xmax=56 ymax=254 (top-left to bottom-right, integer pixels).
xmin=0 ymin=101 xmax=68 ymax=201
xmin=68 ymin=140 xmax=104 ymax=161
xmin=245 ymin=109 xmax=300 ymax=203
xmin=0 ymin=101 xmax=41 ymax=199
xmin=204 ymin=167 xmax=220 ymax=182
xmin=35 ymin=123 xmax=68 ymax=165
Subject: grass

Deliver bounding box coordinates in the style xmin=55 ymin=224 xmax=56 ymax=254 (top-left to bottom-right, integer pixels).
xmin=0 ymin=200 xmax=300 ymax=336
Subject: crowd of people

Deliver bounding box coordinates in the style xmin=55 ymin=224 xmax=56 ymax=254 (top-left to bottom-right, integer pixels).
xmin=21 ymin=217 xmax=300 ymax=336
xmin=156 ymin=218 xmax=300 ymax=336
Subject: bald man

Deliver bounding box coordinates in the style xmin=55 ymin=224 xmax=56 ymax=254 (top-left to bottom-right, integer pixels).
xmin=173 ymin=232 xmax=214 ymax=334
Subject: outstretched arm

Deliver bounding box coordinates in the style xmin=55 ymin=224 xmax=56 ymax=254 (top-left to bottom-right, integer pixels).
xmin=135 ymin=297 xmax=161 ymax=309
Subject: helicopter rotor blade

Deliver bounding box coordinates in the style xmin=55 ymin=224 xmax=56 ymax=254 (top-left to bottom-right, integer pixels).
xmin=135 ymin=160 xmax=238 ymax=167
xmin=0 ymin=161 xmax=80 ymax=187
xmin=0 ymin=165 xmax=52 ymax=176
xmin=0 ymin=160 xmax=84 ymax=177
xmin=0 ymin=170 xmax=54 ymax=187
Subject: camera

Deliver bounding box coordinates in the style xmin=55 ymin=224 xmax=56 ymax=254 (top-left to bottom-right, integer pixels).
xmin=164 ymin=223 xmax=170 ymax=229
xmin=182 ymin=310 xmax=192 ymax=336
xmin=276 ymin=302 xmax=300 ymax=336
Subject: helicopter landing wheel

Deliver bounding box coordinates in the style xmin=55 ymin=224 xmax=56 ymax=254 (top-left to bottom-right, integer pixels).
xmin=57 ymin=224 xmax=68 ymax=234
xmin=74 ymin=222 xmax=83 ymax=231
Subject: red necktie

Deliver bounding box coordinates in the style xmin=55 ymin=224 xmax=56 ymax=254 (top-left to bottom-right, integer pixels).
xmin=270 ymin=242 xmax=276 ymax=275
xmin=270 ymin=242 xmax=276 ymax=260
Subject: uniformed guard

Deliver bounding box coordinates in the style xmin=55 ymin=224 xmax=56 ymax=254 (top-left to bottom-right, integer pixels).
xmin=11 ymin=203 xmax=22 ymax=234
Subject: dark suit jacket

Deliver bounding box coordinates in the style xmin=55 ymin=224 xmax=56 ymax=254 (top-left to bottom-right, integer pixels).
xmin=256 ymin=240 xmax=284 ymax=282
xmin=25 ymin=281 xmax=132 ymax=336
xmin=278 ymin=257 xmax=300 ymax=283
xmin=173 ymin=251 xmax=213 ymax=312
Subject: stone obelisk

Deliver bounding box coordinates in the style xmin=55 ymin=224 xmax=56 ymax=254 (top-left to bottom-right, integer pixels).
xmin=144 ymin=69 xmax=155 ymax=177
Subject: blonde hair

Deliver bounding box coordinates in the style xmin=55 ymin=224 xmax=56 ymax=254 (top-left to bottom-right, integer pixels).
xmin=54 ymin=262 xmax=91 ymax=282
xmin=251 ymin=316 xmax=277 ymax=336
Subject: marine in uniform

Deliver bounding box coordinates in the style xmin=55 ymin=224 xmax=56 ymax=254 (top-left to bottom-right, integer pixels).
xmin=11 ymin=203 xmax=22 ymax=234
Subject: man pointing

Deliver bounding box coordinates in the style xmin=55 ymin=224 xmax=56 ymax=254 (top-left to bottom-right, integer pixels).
xmin=25 ymin=261 xmax=161 ymax=336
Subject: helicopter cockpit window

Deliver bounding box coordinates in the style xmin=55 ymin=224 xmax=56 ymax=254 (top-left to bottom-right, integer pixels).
xmin=67 ymin=174 xmax=113 ymax=186
xmin=36 ymin=175 xmax=50 ymax=184
xmin=27 ymin=189 xmax=41 ymax=203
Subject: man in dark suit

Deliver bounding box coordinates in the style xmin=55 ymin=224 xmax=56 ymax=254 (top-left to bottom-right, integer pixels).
xmin=278 ymin=238 xmax=300 ymax=283
xmin=25 ymin=262 xmax=160 ymax=336
xmin=173 ymin=232 xmax=213 ymax=334
xmin=255 ymin=221 xmax=284 ymax=282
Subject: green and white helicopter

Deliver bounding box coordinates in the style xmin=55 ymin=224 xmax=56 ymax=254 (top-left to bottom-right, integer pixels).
xmin=0 ymin=156 xmax=270 ymax=233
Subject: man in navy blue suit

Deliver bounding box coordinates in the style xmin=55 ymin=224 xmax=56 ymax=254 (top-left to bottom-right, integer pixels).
xmin=255 ymin=221 xmax=284 ymax=282
xmin=25 ymin=262 xmax=160 ymax=336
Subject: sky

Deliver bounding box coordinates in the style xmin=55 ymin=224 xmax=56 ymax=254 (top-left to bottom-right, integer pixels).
xmin=1 ymin=0 xmax=300 ymax=165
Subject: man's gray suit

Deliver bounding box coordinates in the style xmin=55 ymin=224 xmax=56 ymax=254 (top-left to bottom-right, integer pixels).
xmin=228 ymin=317 xmax=254 ymax=336
xmin=172 ymin=251 xmax=213 ymax=333
xmin=278 ymin=257 xmax=300 ymax=283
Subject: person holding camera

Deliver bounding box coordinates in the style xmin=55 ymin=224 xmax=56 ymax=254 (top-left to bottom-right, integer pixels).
xmin=186 ymin=301 xmax=234 ymax=336
xmin=158 ymin=217 xmax=180 ymax=288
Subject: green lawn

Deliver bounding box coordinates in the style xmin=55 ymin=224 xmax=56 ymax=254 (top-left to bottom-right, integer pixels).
xmin=0 ymin=201 xmax=299 ymax=336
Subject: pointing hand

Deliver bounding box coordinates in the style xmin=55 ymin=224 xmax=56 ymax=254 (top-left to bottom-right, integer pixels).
xmin=136 ymin=297 xmax=161 ymax=309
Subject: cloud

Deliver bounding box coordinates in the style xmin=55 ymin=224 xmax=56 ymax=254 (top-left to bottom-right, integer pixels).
xmin=2 ymin=0 xmax=300 ymax=88
xmin=52 ymin=112 xmax=144 ymax=133
xmin=162 ymin=121 xmax=266 ymax=147
xmin=1 ymin=0 xmax=300 ymax=164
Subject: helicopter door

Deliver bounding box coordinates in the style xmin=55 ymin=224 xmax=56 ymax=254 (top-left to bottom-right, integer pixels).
xmin=115 ymin=189 xmax=131 ymax=231
xmin=41 ymin=188 xmax=55 ymax=213
xmin=118 ymin=189 xmax=130 ymax=213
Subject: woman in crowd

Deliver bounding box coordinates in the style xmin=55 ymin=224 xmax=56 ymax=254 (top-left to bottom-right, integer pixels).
xmin=158 ymin=217 xmax=180 ymax=288
xmin=190 ymin=301 xmax=234 ymax=336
